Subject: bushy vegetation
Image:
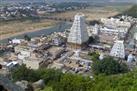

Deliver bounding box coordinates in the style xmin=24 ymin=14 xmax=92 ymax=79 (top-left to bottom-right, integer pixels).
xmin=90 ymin=71 xmax=137 ymax=91
xmin=36 ymin=68 xmax=63 ymax=85
xmin=11 ymin=49 xmax=129 ymax=91
xmin=11 ymin=65 xmax=92 ymax=91
xmin=88 ymin=36 xmax=96 ymax=44
xmin=11 ymin=63 xmax=135 ymax=91
xmin=92 ymin=56 xmax=129 ymax=75
xmin=11 ymin=52 xmax=129 ymax=91
xmin=24 ymin=34 xmax=31 ymax=41
xmin=11 ymin=64 xmax=63 ymax=84
xmin=53 ymin=73 xmax=92 ymax=91
xmin=88 ymin=52 xmax=100 ymax=61
xmin=11 ymin=64 xmax=39 ymax=82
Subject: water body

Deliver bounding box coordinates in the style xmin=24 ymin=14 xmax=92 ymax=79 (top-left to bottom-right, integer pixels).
xmin=0 ymin=22 xmax=71 ymax=43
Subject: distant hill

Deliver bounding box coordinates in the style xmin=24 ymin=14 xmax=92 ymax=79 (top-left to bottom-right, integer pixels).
xmin=124 ymin=5 xmax=137 ymax=18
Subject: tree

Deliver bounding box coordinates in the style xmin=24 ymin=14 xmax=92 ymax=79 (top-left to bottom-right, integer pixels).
xmin=88 ymin=52 xmax=100 ymax=62
xmin=0 ymin=64 xmax=2 ymax=69
xmin=92 ymin=56 xmax=128 ymax=75
xmin=36 ymin=69 xmax=63 ymax=85
xmin=89 ymin=20 xmax=100 ymax=25
xmin=11 ymin=64 xmax=39 ymax=82
xmin=24 ymin=34 xmax=31 ymax=41
xmin=53 ymin=73 xmax=92 ymax=91
xmin=11 ymin=64 xmax=137 ymax=91
xmin=90 ymin=69 xmax=137 ymax=91
xmin=88 ymin=36 xmax=96 ymax=44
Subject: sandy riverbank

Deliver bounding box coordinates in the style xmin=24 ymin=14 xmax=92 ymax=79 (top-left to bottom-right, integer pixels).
xmin=0 ymin=19 xmax=58 ymax=40
xmin=0 ymin=26 xmax=54 ymax=40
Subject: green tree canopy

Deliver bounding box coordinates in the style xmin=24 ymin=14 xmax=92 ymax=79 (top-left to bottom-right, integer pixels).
xmin=88 ymin=52 xmax=100 ymax=62
xmin=52 ymin=73 xmax=92 ymax=91
xmin=36 ymin=69 xmax=63 ymax=85
xmin=11 ymin=64 xmax=39 ymax=82
xmin=92 ymin=56 xmax=129 ymax=75
xmin=12 ymin=63 xmax=137 ymax=91
xmin=24 ymin=34 xmax=31 ymax=41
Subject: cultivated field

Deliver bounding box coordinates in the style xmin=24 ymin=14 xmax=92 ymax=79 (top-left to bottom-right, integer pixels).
xmin=51 ymin=7 xmax=119 ymax=21
xmin=51 ymin=5 xmax=132 ymax=21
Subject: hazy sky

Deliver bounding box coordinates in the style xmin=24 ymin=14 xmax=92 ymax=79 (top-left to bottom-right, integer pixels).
xmin=44 ymin=0 xmax=137 ymax=3
xmin=110 ymin=0 xmax=137 ymax=2
xmin=1 ymin=0 xmax=137 ymax=3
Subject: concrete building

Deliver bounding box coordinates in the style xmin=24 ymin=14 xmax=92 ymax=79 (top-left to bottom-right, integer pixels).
xmin=101 ymin=18 xmax=131 ymax=28
xmin=9 ymin=38 xmax=24 ymax=44
xmin=14 ymin=46 xmax=31 ymax=54
xmin=127 ymin=54 xmax=134 ymax=63
xmin=100 ymin=27 xmax=128 ymax=35
xmin=52 ymin=37 xmax=63 ymax=46
xmin=134 ymin=33 xmax=137 ymax=40
xmin=110 ymin=40 xmax=125 ymax=59
xmin=67 ymin=13 xmax=89 ymax=48
xmin=17 ymin=50 xmax=31 ymax=60
xmin=22 ymin=60 xmax=41 ymax=70
xmin=89 ymin=24 xmax=100 ymax=36
xmin=14 ymin=46 xmax=31 ymax=61
xmin=48 ymin=47 xmax=65 ymax=60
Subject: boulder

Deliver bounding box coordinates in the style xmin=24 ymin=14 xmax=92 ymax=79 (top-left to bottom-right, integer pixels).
xmin=32 ymin=79 xmax=45 ymax=90
xmin=15 ymin=80 xmax=33 ymax=91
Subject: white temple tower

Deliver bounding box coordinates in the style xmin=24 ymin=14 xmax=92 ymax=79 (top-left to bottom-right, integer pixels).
xmin=110 ymin=40 xmax=125 ymax=59
xmin=92 ymin=24 xmax=100 ymax=35
xmin=67 ymin=13 xmax=89 ymax=47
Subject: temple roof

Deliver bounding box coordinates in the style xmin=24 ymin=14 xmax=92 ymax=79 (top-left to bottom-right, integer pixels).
xmin=110 ymin=40 xmax=125 ymax=59
xmin=67 ymin=13 xmax=89 ymax=45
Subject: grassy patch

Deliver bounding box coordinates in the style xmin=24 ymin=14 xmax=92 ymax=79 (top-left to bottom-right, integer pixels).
xmin=40 ymin=87 xmax=53 ymax=91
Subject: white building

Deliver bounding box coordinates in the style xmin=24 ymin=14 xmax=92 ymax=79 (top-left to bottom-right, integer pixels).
xmin=99 ymin=53 xmax=104 ymax=60
xmin=100 ymin=27 xmax=128 ymax=38
xmin=110 ymin=40 xmax=125 ymax=59
xmin=93 ymin=24 xmax=100 ymax=35
xmin=67 ymin=13 xmax=89 ymax=45
xmin=17 ymin=50 xmax=31 ymax=60
xmin=88 ymin=24 xmax=100 ymax=36
xmin=101 ymin=18 xmax=131 ymax=28
xmin=23 ymin=60 xmax=41 ymax=70
xmin=14 ymin=46 xmax=31 ymax=60
xmin=127 ymin=54 xmax=134 ymax=63
xmin=134 ymin=33 xmax=137 ymax=40
xmin=9 ymin=38 xmax=24 ymax=44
